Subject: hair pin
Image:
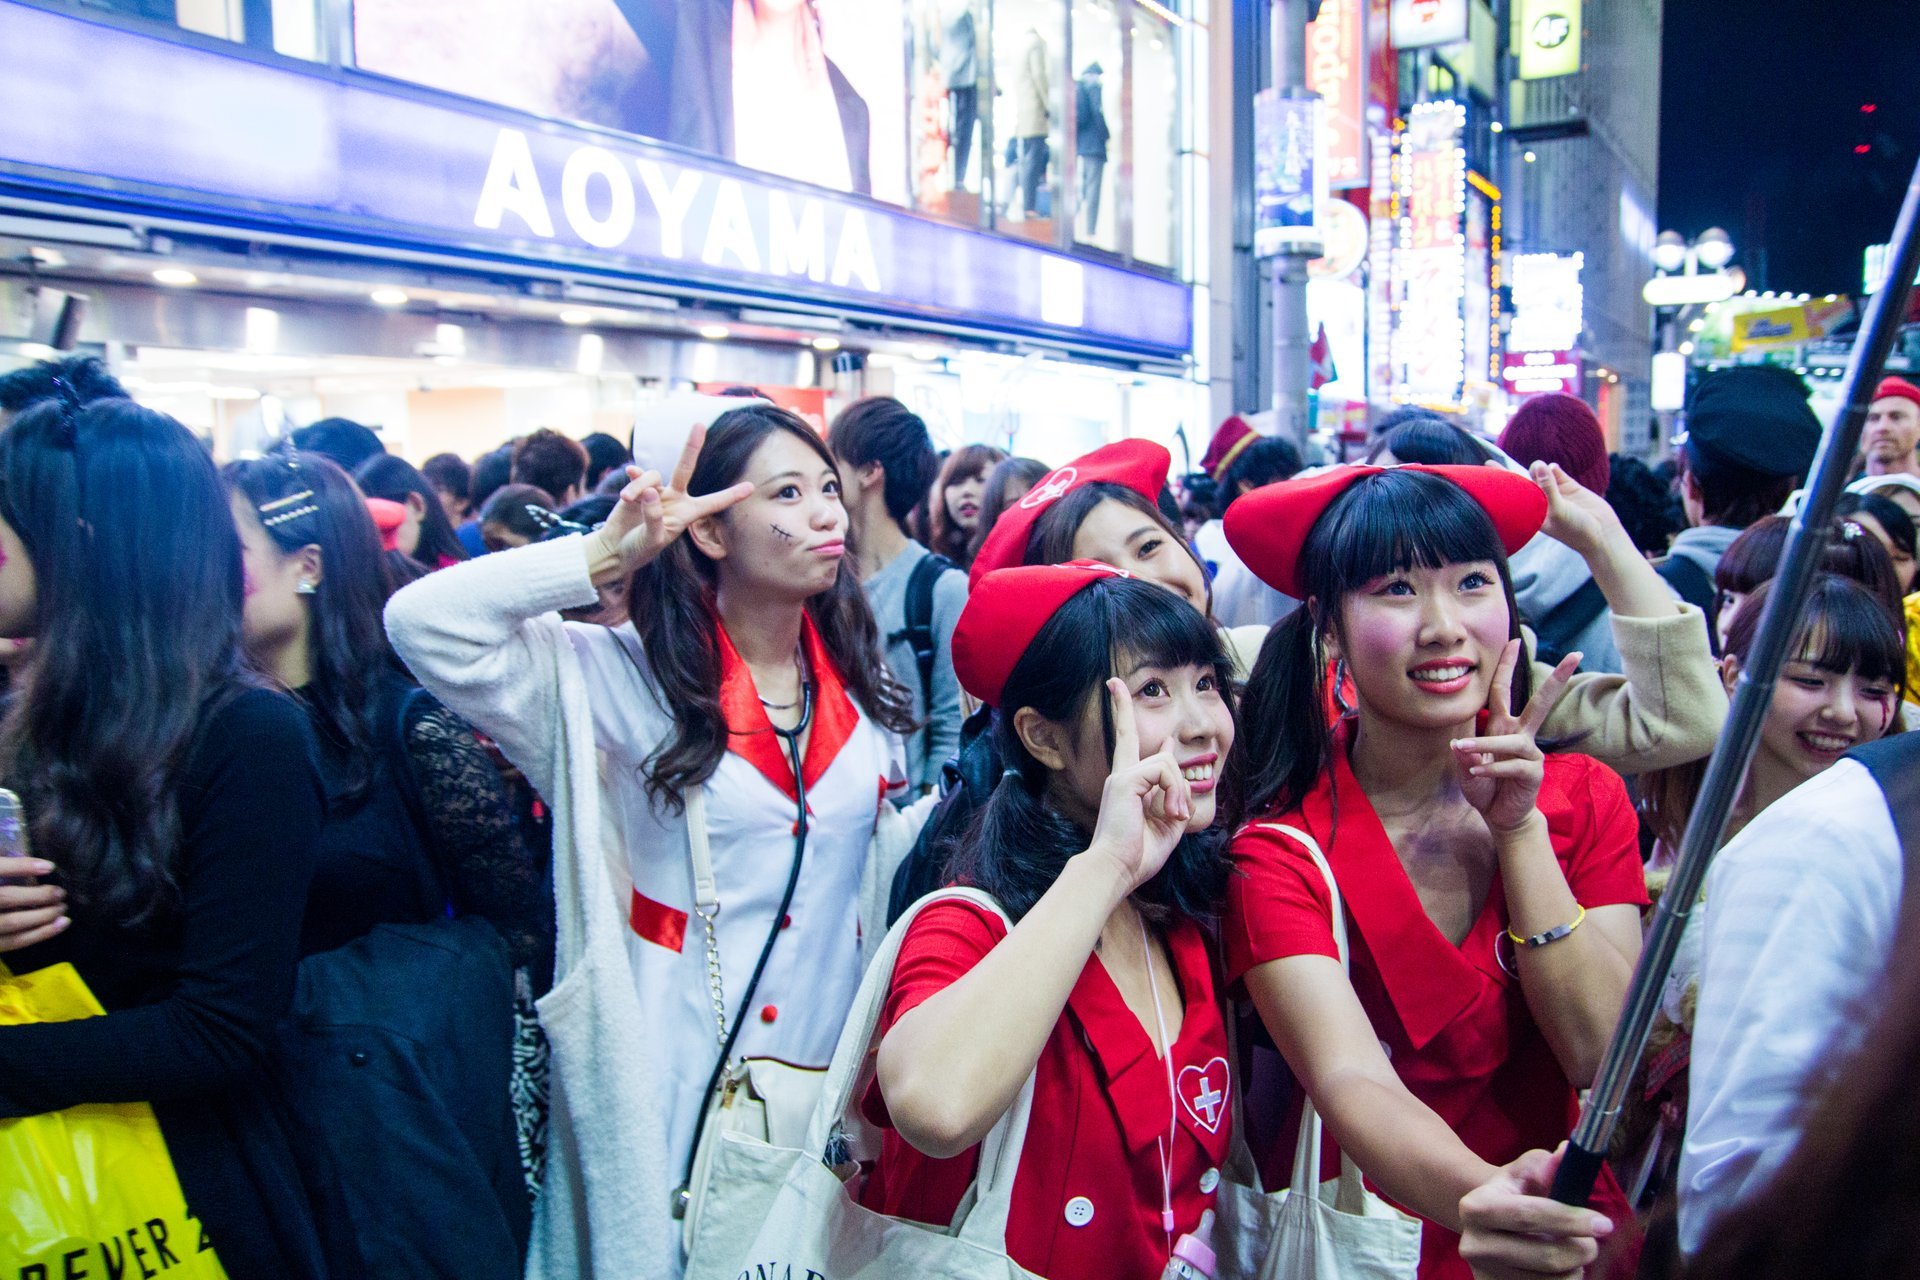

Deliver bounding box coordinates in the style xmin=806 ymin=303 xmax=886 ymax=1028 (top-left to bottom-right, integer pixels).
xmin=260 ymin=490 xmax=319 ymax=527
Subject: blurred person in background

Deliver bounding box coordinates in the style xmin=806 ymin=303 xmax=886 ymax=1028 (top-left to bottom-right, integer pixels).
xmin=1188 ymin=416 xmax=1304 ymax=628
xmin=1604 ymin=453 xmax=1684 ymax=558
xmin=512 ymin=429 xmax=591 ymax=508
xmin=357 ymin=453 xmax=470 ymax=571
xmin=1856 ymin=375 xmax=1920 ymax=482
xmin=480 ymin=484 xmax=558 ymax=552
xmin=292 ymin=416 xmax=386 ymax=473
xmin=423 ymin=452 xmax=474 ymax=525
xmin=0 ymin=396 xmax=329 ymax=1278
xmin=914 ymin=443 xmax=1004 ymax=570
xmin=968 ymin=455 xmax=1049 ymax=562
xmin=461 ymin=444 xmax=517 ymax=557
xmin=0 ymin=353 xmax=126 ymax=424
xmin=1834 ymin=490 xmax=1919 ymax=594
xmin=580 ymin=432 xmax=631 ymax=493
xmin=830 ymin=396 xmax=965 ymax=793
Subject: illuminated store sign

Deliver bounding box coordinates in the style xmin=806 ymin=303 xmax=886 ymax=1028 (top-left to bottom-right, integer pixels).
xmin=1503 ymin=350 xmax=1581 ymax=397
xmin=0 ymin=2 xmax=1189 ymax=358
xmin=1392 ymin=101 xmax=1467 ymax=403
xmin=1508 ymin=252 xmax=1585 ymax=352
xmin=1390 ymin=0 xmax=1469 ymax=49
xmin=1518 ymin=0 xmax=1581 ymax=79
xmin=1306 ymin=0 xmax=1369 ymax=190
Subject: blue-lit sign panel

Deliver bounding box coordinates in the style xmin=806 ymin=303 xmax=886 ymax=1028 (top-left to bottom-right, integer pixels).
xmin=0 ymin=3 xmax=1191 ymax=359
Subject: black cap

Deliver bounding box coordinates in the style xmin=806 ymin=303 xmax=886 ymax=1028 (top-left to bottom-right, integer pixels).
xmin=1679 ymin=366 xmax=1822 ymax=480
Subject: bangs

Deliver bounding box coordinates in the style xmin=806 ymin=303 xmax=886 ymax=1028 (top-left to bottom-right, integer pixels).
xmin=1793 ymin=584 xmax=1905 ymax=688
xmin=1305 ymin=470 xmax=1509 ymax=600
xmin=1101 ymin=576 xmax=1231 ymax=678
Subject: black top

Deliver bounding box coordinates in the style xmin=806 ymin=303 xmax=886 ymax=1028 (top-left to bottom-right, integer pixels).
xmin=0 ymin=686 xmax=328 ymax=1279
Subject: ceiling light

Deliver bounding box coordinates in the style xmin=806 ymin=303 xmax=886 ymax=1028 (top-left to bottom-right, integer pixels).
xmin=1489 ymin=121 xmax=1504 ymax=134
xmin=152 ymin=267 xmax=198 ymax=287
xmin=811 ymin=336 xmax=842 ymax=352
xmin=699 ymin=324 xmax=731 ymax=341
xmin=909 ymin=345 xmax=942 ymax=362
xmin=1522 ymin=150 xmax=1538 ymax=163
xmin=370 ymin=287 xmax=409 ymax=307
xmin=559 ymin=308 xmax=593 ymax=326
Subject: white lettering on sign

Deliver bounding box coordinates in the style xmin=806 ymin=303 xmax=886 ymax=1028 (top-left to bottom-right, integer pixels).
xmin=473 ymin=128 xmax=555 ymax=238
xmin=473 ymin=129 xmax=884 ymax=294
xmin=561 ymin=146 xmax=635 ymax=249
xmin=635 ymin=159 xmax=700 ymax=260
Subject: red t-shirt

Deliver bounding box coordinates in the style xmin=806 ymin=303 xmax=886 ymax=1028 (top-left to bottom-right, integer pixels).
xmin=861 ymin=901 xmax=1233 ymax=1280
xmin=1222 ymin=735 xmax=1647 ymax=1280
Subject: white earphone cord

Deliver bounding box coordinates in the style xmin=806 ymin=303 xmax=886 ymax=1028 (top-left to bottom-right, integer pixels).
xmin=1140 ymin=917 xmax=1179 ymax=1256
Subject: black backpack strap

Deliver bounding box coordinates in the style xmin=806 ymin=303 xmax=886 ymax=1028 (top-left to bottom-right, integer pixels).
xmin=1656 ymin=553 xmax=1720 ymax=654
xmin=1531 ymin=577 xmax=1609 ymax=668
xmin=1847 ymin=733 xmax=1920 ymax=869
xmin=886 ymin=552 xmax=955 ymax=720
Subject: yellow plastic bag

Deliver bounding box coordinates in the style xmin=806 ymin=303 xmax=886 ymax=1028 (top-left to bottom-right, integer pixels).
xmin=0 ymin=961 xmax=227 ymax=1277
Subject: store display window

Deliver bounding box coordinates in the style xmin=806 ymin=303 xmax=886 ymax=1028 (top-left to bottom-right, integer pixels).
xmin=1129 ymin=3 xmax=1179 ymax=267
xmin=1070 ymin=1 xmax=1122 ymax=253
xmin=72 ymin=0 xmax=326 ymax=59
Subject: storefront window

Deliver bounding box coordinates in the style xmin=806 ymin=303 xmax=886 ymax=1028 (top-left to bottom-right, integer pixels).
xmin=1070 ymin=0 xmax=1122 ymax=254
xmin=909 ymin=0 xmax=990 ymax=227
xmin=989 ymin=0 xmax=1068 ymax=246
xmin=72 ymin=0 xmax=325 ymax=59
xmin=1130 ymin=3 xmax=1179 ymax=267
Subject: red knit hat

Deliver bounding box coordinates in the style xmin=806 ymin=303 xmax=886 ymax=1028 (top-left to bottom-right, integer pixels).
xmin=1874 ymin=376 xmax=1920 ymax=411
xmin=1497 ymin=393 xmax=1610 ymax=495
xmin=952 ymin=561 xmax=1130 ymax=707
xmin=1223 ymin=464 xmax=1548 ymax=599
xmin=1199 ymin=415 xmax=1258 ymax=484
xmin=969 ymin=438 xmax=1171 ymax=587
xmin=365 ymin=497 xmax=407 ymax=552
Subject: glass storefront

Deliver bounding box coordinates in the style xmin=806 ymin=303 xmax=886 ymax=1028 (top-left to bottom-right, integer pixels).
xmin=72 ymin=0 xmax=1186 ymax=275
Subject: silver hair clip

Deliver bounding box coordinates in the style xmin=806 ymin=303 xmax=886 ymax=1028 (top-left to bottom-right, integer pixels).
xmin=1841 ymin=520 xmax=1864 ymax=541
xmin=259 ymin=489 xmax=318 ymax=527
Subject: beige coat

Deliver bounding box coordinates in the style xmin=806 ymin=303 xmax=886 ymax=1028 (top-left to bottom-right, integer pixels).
xmin=1221 ymin=601 xmax=1726 ymax=777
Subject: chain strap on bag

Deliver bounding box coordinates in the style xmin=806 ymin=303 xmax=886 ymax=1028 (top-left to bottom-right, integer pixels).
xmin=1211 ymin=823 xmax=1423 ymax=1280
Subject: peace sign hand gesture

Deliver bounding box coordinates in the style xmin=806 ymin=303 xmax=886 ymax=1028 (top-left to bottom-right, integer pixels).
xmin=1083 ymin=679 xmax=1194 ymax=897
xmin=585 ymin=423 xmax=756 ymax=585
xmin=1451 ymin=640 xmax=1579 ymax=835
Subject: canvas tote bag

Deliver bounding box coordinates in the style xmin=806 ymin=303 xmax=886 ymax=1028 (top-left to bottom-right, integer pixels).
xmin=1213 ymin=824 xmax=1422 ymax=1280
xmin=684 ymin=886 xmax=1043 ymax=1280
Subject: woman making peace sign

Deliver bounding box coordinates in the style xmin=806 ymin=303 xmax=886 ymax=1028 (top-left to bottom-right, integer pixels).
xmin=1221 ymin=465 xmax=1643 ymax=1280
xmin=386 ymin=404 xmax=917 ymax=1276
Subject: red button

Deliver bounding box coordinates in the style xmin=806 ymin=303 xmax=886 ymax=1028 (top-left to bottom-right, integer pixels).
xmin=760 ymin=1005 xmax=778 ymax=1024
xmin=781 ymin=915 xmax=793 ymax=930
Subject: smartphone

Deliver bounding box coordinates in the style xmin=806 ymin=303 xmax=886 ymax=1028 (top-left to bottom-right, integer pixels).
xmin=0 ymin=788 xmax=30 ymax=862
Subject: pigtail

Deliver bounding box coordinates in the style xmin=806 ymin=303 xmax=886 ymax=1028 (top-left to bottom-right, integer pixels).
xmin=1221 ymin=605 xmax=1333 ymax=830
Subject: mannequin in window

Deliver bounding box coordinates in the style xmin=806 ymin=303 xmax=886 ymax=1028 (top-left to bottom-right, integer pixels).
xmin=1075 ymin=62 xmax=1110 ymax=238
xmin=940 ymin=0 xmax=980 ymax=192
xmin=1012 ymin=27 xmax=1051 ymax=221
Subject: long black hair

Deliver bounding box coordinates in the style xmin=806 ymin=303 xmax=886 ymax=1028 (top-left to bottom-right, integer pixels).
xmin=630 ymin=403 xmax=916 ymax=811
xmin=0 ymin=398 xmax=252 ymax=928
xmin=355 ymin=453 xmax=469 ymax=568
xmin=1224 ymin=469 xmax=1533 ymax=828
xmin=945 ymin=576 xmax=1235 ymax=923
xmin=226 ymin=451 xmax=399 ymax=804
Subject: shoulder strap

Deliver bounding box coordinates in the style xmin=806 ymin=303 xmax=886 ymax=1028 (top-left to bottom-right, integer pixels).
xmin=1846 ymin=733 xmax=1920 ymax=889
xmin=1657 ymin=552 xmax=1718 ymax=614
xmin=891 ymin=552 xmax=955 ymax=721
xmin=1531 ymin=577 xmax=1609 ymax=668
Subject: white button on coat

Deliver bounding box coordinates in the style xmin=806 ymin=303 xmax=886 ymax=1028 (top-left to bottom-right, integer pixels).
xmin=1063 ymin=1196 xmax=1096 ymax=1227
xmin=1199 ymin=1167 xmax=1220 ymax=1194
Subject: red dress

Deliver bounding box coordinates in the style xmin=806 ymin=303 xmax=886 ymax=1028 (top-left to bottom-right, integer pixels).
xmin=1222 ymin=730 xmax=1647 ymax=1280
xmin=861 ymin=901 xmax=1233 ymax=1280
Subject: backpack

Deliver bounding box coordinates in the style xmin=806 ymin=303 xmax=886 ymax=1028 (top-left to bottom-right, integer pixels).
xmin=885 ymin=551 xmax=957 ymax=724
xmin=1656 ymin=553 xmax=1720 ymax=655
xmin=886 ymin=704 xmax=1001 ymax=926
xmin=1531 ymin=577 xmax=1608 ymax=669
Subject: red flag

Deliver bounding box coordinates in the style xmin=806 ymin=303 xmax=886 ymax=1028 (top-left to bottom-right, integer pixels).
xmin=1309 ymin=322 xmax=1338 ymax=390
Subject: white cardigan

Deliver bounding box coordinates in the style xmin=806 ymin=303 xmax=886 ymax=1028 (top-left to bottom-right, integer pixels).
xmin=385 ymin=536 xmax=927 ymax=1280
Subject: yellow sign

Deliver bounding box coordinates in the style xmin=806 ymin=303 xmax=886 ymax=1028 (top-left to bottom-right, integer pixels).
xmin=1518 ymin=0 xmax=1581 ymax=79
xmin=1731 ymin=305 xmax=1816 ymax=352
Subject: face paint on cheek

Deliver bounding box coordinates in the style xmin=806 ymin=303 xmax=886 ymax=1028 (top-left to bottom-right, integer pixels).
xmin=770 ymin=524 xmax=797 ymax=543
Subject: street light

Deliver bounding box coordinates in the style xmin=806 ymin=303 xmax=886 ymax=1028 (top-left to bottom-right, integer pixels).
xmin=1645 ymin=229 xmax=1740 ymax=436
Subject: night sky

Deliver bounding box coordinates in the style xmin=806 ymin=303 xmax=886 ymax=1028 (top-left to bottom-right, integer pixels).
xmin=1659 ymin=0 xmax=1920 ymax=297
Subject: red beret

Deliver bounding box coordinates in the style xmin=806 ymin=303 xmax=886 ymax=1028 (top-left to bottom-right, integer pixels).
xmin=1874 ymin=377 xmax=1920 ymax=411
xmin=1223 ymin=464 xmax=1547 ymax=599
xmin=365 ymin=497 xmax=406 ymax=552
xmin=1199 ymin=416 xmax=1258 ymax=483
xmin=969 ymin=438 xmax=1171 ymax=587
xmin=952 ymin=561 xmax=1130 ymax=707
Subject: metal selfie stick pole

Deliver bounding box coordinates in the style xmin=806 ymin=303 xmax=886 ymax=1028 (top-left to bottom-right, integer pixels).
xmin=1550 ymin=156 xmax=1920 ymax=1206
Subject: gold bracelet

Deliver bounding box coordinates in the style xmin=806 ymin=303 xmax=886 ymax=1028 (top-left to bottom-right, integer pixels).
xmin=1507 ymin=905 xmax=1586 ymax=949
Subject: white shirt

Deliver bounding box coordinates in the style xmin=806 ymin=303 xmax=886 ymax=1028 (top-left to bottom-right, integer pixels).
xmin=1678 ymin=760 xmax=1905 ymax=1252
xmin=1194 ymin=519 xmax=1298 ymax=629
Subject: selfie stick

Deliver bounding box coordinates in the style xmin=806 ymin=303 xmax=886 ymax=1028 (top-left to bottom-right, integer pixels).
xmin=1550 ymin=156 xmax=1920 ymax=1206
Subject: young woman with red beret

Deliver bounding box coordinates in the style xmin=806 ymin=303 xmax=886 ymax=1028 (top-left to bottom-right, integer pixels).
xmin=1220 ymin=464 xmax=1643 ymax=1280
xmin=862 ymin=558 xmax=1611 ymax=1280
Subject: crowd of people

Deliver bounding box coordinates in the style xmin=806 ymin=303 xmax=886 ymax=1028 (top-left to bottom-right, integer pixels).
xmin=0 ymin=353 xmax=1917 ymax=1280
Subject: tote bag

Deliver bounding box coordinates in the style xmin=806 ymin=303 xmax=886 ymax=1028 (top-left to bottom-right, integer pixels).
xmin=0 ymin=961 xmax=228 ymax=1278
xmin=684 ymin=887 xmax=1043 ymax=1280
xmin=1213 ymin=824 xmax=1422 ymax=1280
